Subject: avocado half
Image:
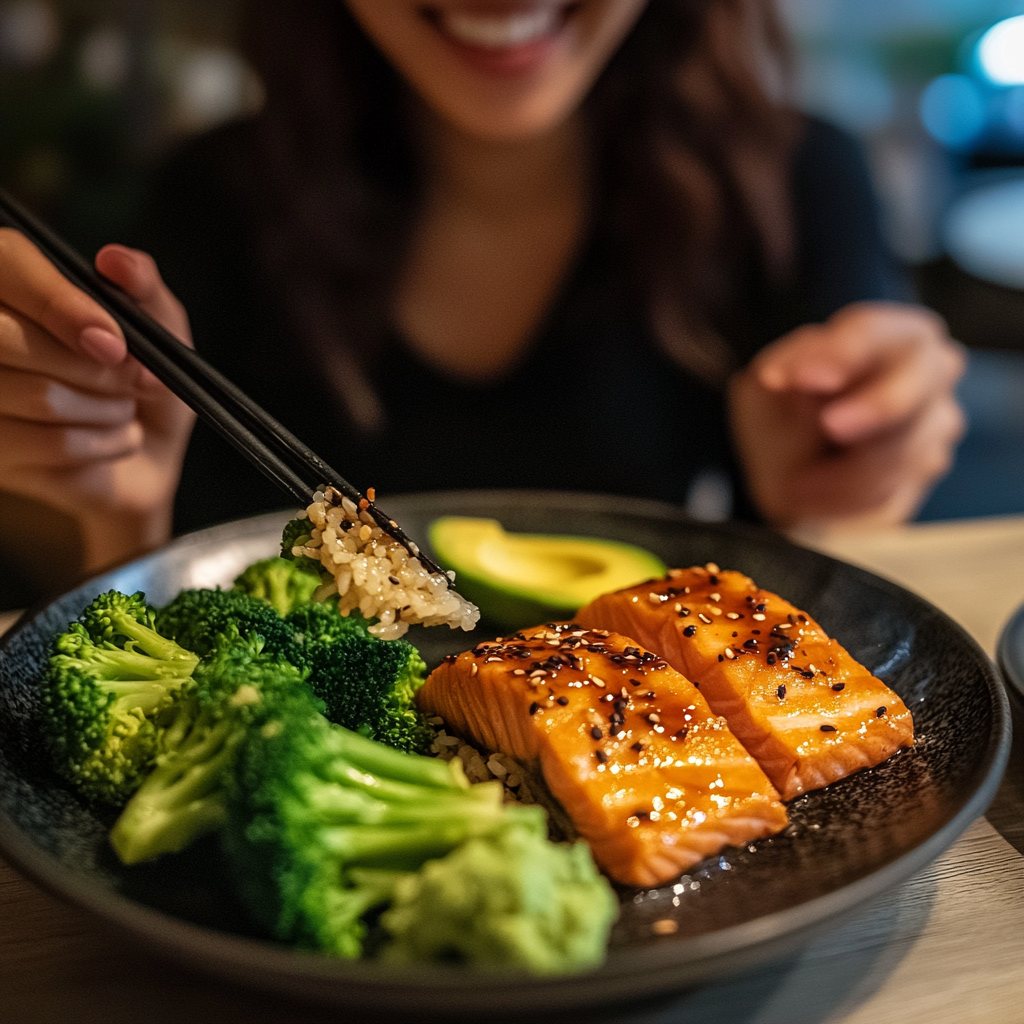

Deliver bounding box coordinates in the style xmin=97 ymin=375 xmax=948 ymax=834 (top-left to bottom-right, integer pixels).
xmin=428 ymin=517 xmax=666 ymax=630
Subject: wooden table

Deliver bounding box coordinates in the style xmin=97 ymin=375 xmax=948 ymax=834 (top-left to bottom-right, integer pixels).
xmin=3 ymin=516 xmax=1024 ymax=1024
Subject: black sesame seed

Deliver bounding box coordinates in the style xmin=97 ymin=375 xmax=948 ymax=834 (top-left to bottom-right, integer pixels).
xmin=752 ymin=629 xmax=761 ymax=634
xmin=755 ymin=603 xmax=767 ymax=613
xmin=709 ymin=574 xmax=719 ymax=585
xmin=820 ymin=724 xmax=837 ymax=732
xmin=832 ymin=683 xmax=845 ymax=692
xmin=876 ymin=706 xmax=887 ymax=717
xmin=767 ymin=654 xmax=776 ymax=666
xmin=631 ymin=741 xmax=644 ymax=752
xmin=732 ymin=631 xmax=738 ymax=638
xmin=777 ymin=684 xmax=786 ymax=699
xmin=529 ymin=702 xmax=540 ymax=716
xmin=556 ymin=696 xmax=569 ymax=706
xmin=595 ymin=750 xmax=608 ymax=764
xmin=645 ymin=692 xmax=656 ymax=699
xmin=744 ymin=639 xmax=758 ymax=649
xmin=629 ymin=678 xmax=641 ymax=686
xmin=682 ymin=625 xmax=697 ymax=638
xmin=591 ymin=726 xmax=603 ymax=740
xmin=718 ymin=654 xmax=724 ymax=662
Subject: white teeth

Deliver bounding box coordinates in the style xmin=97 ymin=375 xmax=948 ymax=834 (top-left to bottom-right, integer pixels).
xmin=440 ymin=7 xmax=559 ymax=49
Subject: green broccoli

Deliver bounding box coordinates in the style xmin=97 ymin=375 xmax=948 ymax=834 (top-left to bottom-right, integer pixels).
xmin=109 ymin=633 xmax=322 ymax=865
xmin=280 ymin=515 xmax=321 ymax=574
xmin=41 ymin=591 xmax=200 ymax=805
xmin=223 ymin=712 xmax=510 ymax=958
xmin=380 ymin=817 xmax=618 ymax=974
xmin=285 ymin=600 xmax=430 ymax=751
xmin=156 ymin=588 xmax=299 ymax=660
xmin=233 ymin=557 xmax=323 ymax=617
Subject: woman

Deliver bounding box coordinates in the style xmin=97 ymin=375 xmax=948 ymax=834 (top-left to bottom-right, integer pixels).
xmin=0 ymin=0 xmax=965 ymax=596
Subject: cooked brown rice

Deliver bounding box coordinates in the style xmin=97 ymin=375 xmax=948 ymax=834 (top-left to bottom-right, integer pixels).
xmin=290 ymin=491 xmax=479 ymax=640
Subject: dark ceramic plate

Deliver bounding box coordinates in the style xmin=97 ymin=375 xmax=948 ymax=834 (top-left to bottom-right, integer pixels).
xmin=997 ymin=600 xmax=1024 ymax=703
xmin=0 ymin=491 xmax=1011 ymax=1018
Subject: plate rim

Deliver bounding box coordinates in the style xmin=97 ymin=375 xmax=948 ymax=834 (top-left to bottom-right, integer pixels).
xmin=0 ymin=492 xmax=1013 ymax=1013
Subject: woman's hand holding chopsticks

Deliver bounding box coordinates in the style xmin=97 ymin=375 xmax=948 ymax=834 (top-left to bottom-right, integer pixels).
xmin=0 ymin=229 xmax=194 ymax=572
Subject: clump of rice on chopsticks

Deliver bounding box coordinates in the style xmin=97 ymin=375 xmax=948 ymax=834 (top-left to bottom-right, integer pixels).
xmin=286 ymin=490 xmax=479 ymax=640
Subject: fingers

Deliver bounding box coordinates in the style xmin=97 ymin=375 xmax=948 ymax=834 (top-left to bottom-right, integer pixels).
xmin=1 ymin=416 xmax=145 ymax=472
xmin=0 ymin=228 xmax=126 ymax=363
xmin=0 ymin=366 xmax=136 ymax=426
xmin=755 ymin=302 xmax=966 ymax=446
xmin=95 ymin=245 xmax=192 ymax=345
xmin=0 ymin=306 xmax=142 ymax=395
xmin=783 ymin=393 xmax=966 ymax=523
xmin=820 ymin=334 xmax=965 ymax=444
xmin=755 ymin=304 xmax=948 ymax=395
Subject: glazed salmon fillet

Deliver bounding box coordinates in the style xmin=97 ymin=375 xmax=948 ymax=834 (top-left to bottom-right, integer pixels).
xmin=576 ymin=565 xmax=914 ymax=800
xmin=418 ymin=624 xmax=787 ymax=888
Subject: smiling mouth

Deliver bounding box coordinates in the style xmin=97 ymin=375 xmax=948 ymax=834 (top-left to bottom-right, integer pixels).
xmin=424 ymin=4 xmax=577 ymax=50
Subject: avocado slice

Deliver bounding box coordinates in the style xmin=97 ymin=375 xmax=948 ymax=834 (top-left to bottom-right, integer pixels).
xmin=429 ymin=517 xmax=666 ymax=630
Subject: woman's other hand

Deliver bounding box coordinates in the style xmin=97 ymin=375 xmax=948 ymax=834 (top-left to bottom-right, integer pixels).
xmin=0 ymin=229 xmax=195 ymax=572
xmin=729 ymin=302 xmax=967 ymax=531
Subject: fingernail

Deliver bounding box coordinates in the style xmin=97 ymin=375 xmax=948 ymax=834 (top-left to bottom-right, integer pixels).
xmin=79 ymin=325 xmax=125 ymax=364
xmin=822 ymin=403 xmax=870 ymax=442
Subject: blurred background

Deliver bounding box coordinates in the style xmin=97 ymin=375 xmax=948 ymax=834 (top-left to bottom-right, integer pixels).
xmin=0 ymin=0 xmax=1021 ymax=520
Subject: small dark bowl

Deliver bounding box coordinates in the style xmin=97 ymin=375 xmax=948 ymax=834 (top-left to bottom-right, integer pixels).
xmin=0 ymin=491 xmax=1011 ymax=1018
xmin=997 ymin=599 xmax=1024 ymax=705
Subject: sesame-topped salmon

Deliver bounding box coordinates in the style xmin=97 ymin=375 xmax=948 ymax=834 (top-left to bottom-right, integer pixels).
xmin=418 ymin=624 xmax=787 ymax=888
xmin=576 ymin=566 xmax=914 ymax=800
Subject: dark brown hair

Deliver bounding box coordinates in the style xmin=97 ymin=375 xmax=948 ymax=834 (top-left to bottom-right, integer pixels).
xmin=238 ymin=0 xmax=798 ymax=429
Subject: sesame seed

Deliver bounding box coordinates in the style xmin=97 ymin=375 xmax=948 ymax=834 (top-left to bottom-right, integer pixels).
xmin=820 ymin=724 xmax=836 ymax=732
xmin=647 ymin=713 xmax=661 ymax=724
xmin=595 ymin=750 xmax=608 ymax=764
xmin=709 ymin=593 xmax=721 ymax=603
xmin=683 ymin=625 xmax=697 ymax=637
xmin=529 ymin=702 xmax=540 ymax=715
xmin=752 ymin=613 xmax=766 ymax=621
xmin=471 ymin=663 xmax=478 ymax=676
xmin=706 ymin=562 xmax=720 ymax=573
xmin=777 ymin=684 xmax=786 ymax=699
xmin=591 ymin=726 xmax=603 ymax=740
xmin=831 ymin=683 xmax=845 ymax=691
xmin=512 ymin=669 xmax=526 ymax=676
xmin=726 ymin=612 xmax=741 ymax=620
xmin=698 ymin=613 xmax=713 ymax=624
xmin=557 ymin=696 xmax=569 ymax=706
xmin=631 ymin=741 xmax=644 ymax=752
xmin=876 ymin=706 xmax=887 ymax=717
xmin=724 ymin=648 xmax=736 ymax=660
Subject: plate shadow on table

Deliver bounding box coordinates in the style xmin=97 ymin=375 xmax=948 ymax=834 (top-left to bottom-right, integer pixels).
xmin=985 ymin=689 xmax=1024 ymax=858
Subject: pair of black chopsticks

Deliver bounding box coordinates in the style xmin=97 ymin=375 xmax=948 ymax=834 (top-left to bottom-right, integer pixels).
xmin=0 ymin=188 xmax=446 ymax=580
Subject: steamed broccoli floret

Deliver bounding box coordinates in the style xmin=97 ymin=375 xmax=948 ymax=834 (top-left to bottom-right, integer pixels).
xmin=280 ymin=515 xmax=321 ymax=575
xmin=41 ymin=591 xmax=200 ymax=805
xmin=223 ymin=712 xmax=509 ymax=958
xmin=156 ymin=588 xmax=299 ymax=660
xmin=233 ymin=557 xmax=323 ymax=617
xmin=109 ymin=633 xmax=322 ymax=865
xmin=285 ymin=604 xmax=431 ymax=752
xmin=380 ymin=818 xmax=617 ymax=974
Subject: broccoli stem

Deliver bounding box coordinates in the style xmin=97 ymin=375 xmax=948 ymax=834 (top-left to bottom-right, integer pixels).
xmin=109 ymin=714 xmax=241 ymax=864
xmin=324 ymin=727 xmax=465 ymax=790
xmin=106 ymin=611 xmax=200 ymax=665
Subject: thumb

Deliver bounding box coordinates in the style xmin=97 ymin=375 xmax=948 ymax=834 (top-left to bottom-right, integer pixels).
xmin=94 ymin=245 xmax=192 ymax=347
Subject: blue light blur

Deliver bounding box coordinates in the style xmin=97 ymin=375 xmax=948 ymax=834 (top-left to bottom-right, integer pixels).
xmin=919 ymin=74 xmax=988 ymax=149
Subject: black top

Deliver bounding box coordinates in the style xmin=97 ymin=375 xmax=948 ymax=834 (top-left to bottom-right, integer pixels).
xmin=130 ymin=116 xmax=908 ymax=538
